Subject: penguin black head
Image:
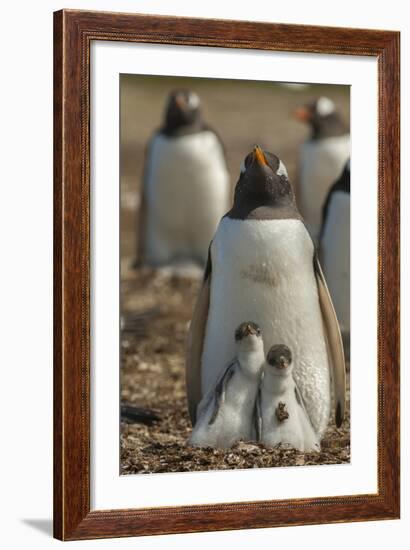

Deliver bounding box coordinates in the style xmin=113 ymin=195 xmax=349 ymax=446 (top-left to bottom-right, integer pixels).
xmin=266 ymin=344 xmax=292 ymax=370
xmin=234 ymin=321 xmax=262 ymax=342
xmin=163 ymin=90 xmax=202 ymax=135
xmin=230 ymin=146 xmax=296 ymax=218
xmin=294 ymin=96 xmax=348 ymax=140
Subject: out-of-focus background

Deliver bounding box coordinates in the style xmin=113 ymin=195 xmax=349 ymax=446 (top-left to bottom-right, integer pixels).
xmin=120 ymin=75 xmax=349 ymax=257
xmin=120 ymin=75 xmax=350 ymax=475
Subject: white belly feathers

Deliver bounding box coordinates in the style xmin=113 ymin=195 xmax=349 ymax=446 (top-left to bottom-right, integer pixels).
xmin=201 ymin=218 xmax=331 ymax=436
xmin=144 ymin=131 xmax=230 ymax=265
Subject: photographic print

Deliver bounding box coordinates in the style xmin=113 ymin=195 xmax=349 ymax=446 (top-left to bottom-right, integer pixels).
xmin=54 ymin=10 xmax=400 ymax=539
xmin=120 ymin=75 xmax=351 ymax=475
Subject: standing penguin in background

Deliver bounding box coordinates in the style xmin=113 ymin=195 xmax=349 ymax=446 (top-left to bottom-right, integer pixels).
xmin=294 ymin=96 xmax=350 ymax=242
xmin=186 ymin=146 xmax=346 ymax=440
xmin=188 ymin=321 xmax=264 ymax=449
xmin=134 ymin=90 xmax=230 ymax=268
xmin=320 ymin=159 xmax=351 ymax=350
xmin=256 ymin=344 xmax=320 ymax=452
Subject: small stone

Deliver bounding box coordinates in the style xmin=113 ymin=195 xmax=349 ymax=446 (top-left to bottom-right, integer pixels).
xmin=233 ymin=441 xmax=260 ymax=453
xmin=275 ymin=402 xmax=289 ymax=422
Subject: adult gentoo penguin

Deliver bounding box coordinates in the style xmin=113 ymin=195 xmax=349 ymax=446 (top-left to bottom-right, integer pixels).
xmin=189 ymin=321 xmax=264 ymax=448
xmin=320 ymin=159 xmax=350 ymax=342
xmin=135 ymin=89 xmax=230 ymax=268
xmin=256 ymin=344 xmax=320 ymax=451
xmin=186 ymin=146 xmax=346 ymax=439
xmin=295 ymin=96 xmax=350 ymax=242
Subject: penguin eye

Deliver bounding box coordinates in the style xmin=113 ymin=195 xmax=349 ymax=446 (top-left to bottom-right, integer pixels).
xmin=256 ymin=328 xmax=261 ymax=335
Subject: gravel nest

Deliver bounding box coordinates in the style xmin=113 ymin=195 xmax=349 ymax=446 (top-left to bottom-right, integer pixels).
xmin=120 ymin=266 xmax=350 ymax=475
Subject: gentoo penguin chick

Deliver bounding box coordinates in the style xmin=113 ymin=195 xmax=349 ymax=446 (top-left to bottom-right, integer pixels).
xmin=295 ymin=96 xmax=350 ymax=242
xmin=135 ymin=89 xmax=230 ymax=268
xmin=320 ymin=160 xmax=350 ymax=350
xmin=256 ymin=345 xmax=320 ymax=451
xmin=186 ymin=146 xmax=346 ymax=440
xmin=188 ymin=321 xmax=264 ymax=449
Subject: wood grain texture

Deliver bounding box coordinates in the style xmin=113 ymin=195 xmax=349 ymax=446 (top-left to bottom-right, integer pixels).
xmin=53 ymin=9 xmax=400 ymax=541
xmin=53 ymin=10 xmax=63 ymax=540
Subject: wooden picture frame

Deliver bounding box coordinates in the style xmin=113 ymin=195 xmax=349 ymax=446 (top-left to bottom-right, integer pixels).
xmin=54 ymin=9 xmax=400 ymax=541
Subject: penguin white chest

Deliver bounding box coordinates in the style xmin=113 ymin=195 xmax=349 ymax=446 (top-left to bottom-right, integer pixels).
xmin=144 ymin=131 xmax=230 ymax=265
xmin=189 ymin=360 xmax=262 ymax=449
xmin=202 ymin=218 xmax=331 ymax=436
xmin=259 ymin=375 xmax=320 ymax=452
xmin=321 ymin=191 xmax=350 ymax=333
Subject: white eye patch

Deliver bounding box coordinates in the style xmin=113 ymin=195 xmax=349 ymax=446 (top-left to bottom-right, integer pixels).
xmin=188 ymin=92 xmax=200 ymax=109
xmin=316 ymin=96 xmax=335 ymax=117
xmin=240 ymin=158 xmax=288 ymax=177
xmin=276 ymin=160 xmax=288 ymax=178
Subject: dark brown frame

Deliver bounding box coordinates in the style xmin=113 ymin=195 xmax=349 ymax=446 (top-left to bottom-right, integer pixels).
xmin=54 ymin=9 xmax=400 ymax=541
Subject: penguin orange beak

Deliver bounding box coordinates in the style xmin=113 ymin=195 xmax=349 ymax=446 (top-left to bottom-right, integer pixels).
xmin=253 ymin=145 xmax=268 ymax=166
xmin=294 ymin=106 xmax=311 ymax=122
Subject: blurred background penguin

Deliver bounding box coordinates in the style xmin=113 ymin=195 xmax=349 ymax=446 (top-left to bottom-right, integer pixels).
xmin=133 ymin=89 xmax=230 ymax=271
xmin=319 ymin=159 xmax=351 ymax=356
xmin=294 ymin=96 xmax=350 ymax=243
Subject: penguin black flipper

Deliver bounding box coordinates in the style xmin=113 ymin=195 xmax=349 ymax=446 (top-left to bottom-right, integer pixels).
xmin=254 ymin=385 xmax=263 ymax=442
xmin=186 ymin=245 xmax=212 ymax=425
xmin=208 ymin=360 xmax=236 ymax=425
xmin=313 ymin=252 xmax=346 ymax=427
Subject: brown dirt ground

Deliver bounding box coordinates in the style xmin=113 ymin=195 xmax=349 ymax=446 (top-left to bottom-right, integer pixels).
xmin=120 ymin=265 xmax=350 ymax=475
xmin=120 ymin=76 xmax=350 ymax=475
